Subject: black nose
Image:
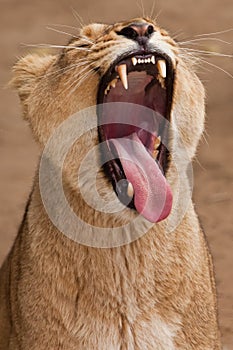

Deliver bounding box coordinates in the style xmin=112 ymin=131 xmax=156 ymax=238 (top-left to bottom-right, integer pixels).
xmin=118 ymin=23 xmax=154 ymax=45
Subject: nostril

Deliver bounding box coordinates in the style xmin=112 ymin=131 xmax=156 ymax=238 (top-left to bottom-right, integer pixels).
xmin=146 ymin=25 xmax=154 ymax=36
xmin=118 ymin=27 xmax=139 ymax=40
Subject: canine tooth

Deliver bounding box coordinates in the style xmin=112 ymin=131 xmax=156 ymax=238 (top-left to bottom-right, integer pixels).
xmin=110 ymin=78 xmax=118 ymax=88
xmin=117 ymin=64 xmax=128 ymax=90
xmin=151 ymin=56 xmax=156 ymax=64
xmin=132 ymin=57 xmax=137 ymax=66
xmin=127 ymin=182 xmax=134 ymax=198
xmin=157 ymin=59 xmax=166 ymax=78
xmin=157 ymin=75 xmax=166 ymax=89
xmin=104 ymin=85 xmax=110 ymax=95
xmin=154 ymin=136 xmax=161 ymax=150
xmin=152 ymin=150 xmax=159 ymax=159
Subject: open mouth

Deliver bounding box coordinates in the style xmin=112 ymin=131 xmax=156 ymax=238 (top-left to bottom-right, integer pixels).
xmin=97 ymin=51 xmax=175 ymax=223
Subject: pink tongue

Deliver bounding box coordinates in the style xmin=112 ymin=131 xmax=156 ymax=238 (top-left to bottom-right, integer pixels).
xmin=110 ymin=133 xmax=172 ymax=223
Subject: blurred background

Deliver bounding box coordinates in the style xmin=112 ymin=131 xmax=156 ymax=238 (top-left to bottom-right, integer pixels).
xmin=0 ymin=0 xmax=232 ymax=347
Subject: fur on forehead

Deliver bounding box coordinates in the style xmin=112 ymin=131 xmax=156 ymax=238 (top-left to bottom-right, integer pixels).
xmin=80 ymin=23 xmax=109 ymax=39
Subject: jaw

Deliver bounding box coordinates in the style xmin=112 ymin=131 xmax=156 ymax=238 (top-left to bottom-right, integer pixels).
xmin=97 ymin=50 xmax=175 ymax=223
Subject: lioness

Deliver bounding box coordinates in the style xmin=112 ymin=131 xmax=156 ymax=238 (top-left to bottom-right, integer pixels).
xmin=0 ymin=18 xmax=221 ymax=349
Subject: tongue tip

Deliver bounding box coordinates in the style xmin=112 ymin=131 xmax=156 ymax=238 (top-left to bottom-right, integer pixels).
xmin=136 ymin=187 xmax=173 ymax=223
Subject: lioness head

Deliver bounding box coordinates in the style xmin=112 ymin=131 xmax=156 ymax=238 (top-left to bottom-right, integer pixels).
xmin=11 ymin=18 xmax=205 ymax=226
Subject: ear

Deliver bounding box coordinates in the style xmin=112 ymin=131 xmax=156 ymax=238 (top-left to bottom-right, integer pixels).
xmin=10 ymin=54 xmax=56 ymax=120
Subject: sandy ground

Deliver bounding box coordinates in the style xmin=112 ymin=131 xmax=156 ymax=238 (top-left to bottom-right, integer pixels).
xmin=0 ymin=0 xmax=232 ymax=347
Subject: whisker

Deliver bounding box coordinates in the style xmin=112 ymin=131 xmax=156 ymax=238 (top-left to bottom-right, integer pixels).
xmin=78 ymin=36 xmax=94 ymax=45
xmin=179 ymin=49 xmax=233 ymax=78
xmin=154 ymin=8 xmax=163 ymax=22
xmin=200 ymin=58 xmax=233 ymax=79
xmin=194 ymin=156 xmax=206 ymax=171
xmin=46 ymin=26 xmax=78 ymax=38
xmin=141 ymin=0 xmax=145 ymax=17
xmin=179 ymin=47 xmax=233 ymax=58
xmin=179 ymin=37 xmax=231 ymax=45
xmin=190 ymin=54 xmax=233 ymax=79
xmin=63 ymin=65 xmax=92 ymax=86
xmin=53 ymin=68 xmax=92 ymax=102
xmin=67 ymin=70 xmax=96 ymax=98
xmin=150 ymin=0 xmax=156 ymax=20
xmin=46 ymin=27 xmax=93 ymax=46
xmin=195 ymin=28 xmax=233 ymax=37
xmin=136 ymin=0 xmax=145 ymax=18
xmin=47 ymin=23 xmax=80 ymax=32
xmin=43 ymin=60 xmax=90 ymax=80
xmin=171 ymin=30 xmax=185 ymax=41
xmin=61 ymin=67 xmax=95 ymax=100
xmin=22 ymin=43 xmax=91 ymax=51
xmin=71 ymin=7 xmax=85 ymax=28
xmin=202 ymin=131 xmax=209 ymax=146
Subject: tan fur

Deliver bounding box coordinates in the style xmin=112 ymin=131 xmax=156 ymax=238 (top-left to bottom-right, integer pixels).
xmin=0 ymin=18 xmax=221 ymax=349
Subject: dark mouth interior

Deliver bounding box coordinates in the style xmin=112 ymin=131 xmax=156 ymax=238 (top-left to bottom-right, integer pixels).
xmin=97 ymin=52 xmax=174 ymax=211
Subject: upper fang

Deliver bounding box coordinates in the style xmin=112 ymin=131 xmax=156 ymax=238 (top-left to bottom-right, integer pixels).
xmin=132 ymin=57 xmax=137 ymax=66
xmin=117 ymin=64 xmax=128 ymax=90
xmin=157 ymin=60 xmax=166 ymax=78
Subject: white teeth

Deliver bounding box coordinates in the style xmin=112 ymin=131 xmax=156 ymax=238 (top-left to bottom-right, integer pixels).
xmin=152 ymin=136 xmax=161 ymax=159
xmin=152 ymin=150 xmax=159 ymax=159
xmin=104 ymin=78 xmax=118 ymax=95
xmin=157 ymin=75 xmax=166 ymax=89
xmin=154 ymin=136 xmax=161 ymax=150
xmin=110 ymin=78 xmax=118 ymax=88
xmin=132 ymin=57 xmax=137 ymax=66
xmin=117 ymin=64 xmax=128 ymax=90
xmin=157 ymin=59 xmax=166 ymax=78
xmin=107 ymin=57 xmax=166 ymax=95
xmin=104 ymin=85 xmax=110 ymax=95
xmin=127 ymin=182 xmax=134 ymax=198
xmin=130 ymin=55 xmax=155 ymax=66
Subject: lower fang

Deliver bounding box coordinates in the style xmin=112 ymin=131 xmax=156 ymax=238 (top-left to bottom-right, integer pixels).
xmin=154 ymin=136 xmax=161 ymax=150
xmin=152 ymin=150 xmax=159 ymax=159
xmin=127 ymin=182 xmax=134 ymax=198
xmin=110 ymin=78 xmax=118 ymax=88
xmin=157 ymin=75 xmax=165 ymax=89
